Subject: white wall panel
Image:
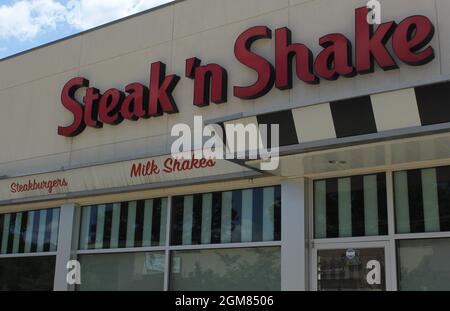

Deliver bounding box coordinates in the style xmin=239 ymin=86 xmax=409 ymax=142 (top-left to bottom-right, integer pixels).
xmin=437 ymin=0 xmax=450 ymax=75
xmin=0 ymin=0 xmax=446 ymax=179
xmin=173 ymin=0 xmax=289 ymax=39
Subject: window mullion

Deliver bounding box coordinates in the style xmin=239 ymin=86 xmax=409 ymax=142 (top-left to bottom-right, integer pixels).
xmin=163 ymin=196 xmax=172 ymax=292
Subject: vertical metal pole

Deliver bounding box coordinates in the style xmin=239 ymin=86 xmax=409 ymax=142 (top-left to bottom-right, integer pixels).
xmin=163 ymin=196 xmax=173 ymax=291
xmin=386 ymin=171 xmax=398 ymax=291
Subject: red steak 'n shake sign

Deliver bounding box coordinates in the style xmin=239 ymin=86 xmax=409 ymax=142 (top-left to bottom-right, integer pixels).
xmin=58 ymin=7 xmax=436 ymax=137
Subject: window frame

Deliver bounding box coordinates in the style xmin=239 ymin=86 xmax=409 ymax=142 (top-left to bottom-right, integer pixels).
xmin=74 ymin=183 xmax=282 ymax=291
xmin=0 ymin=206 xmax=60 ymax=291
xmin=0 ymin=206 xmax=60 ymax=259
xmin=308 ymin=160 xmax=450 ymax=291
xmin=312 ymin=172 xmax=388 ymax=240
xmin=395 ymin=236 xmax=450 ymax=291
xmin=0 ymin=255 xmax=57 ymax=291
xmin=169 ymin=245 xmax=282 ymax=291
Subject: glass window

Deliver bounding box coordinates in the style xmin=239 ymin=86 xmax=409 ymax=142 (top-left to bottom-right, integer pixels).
xmin=77 ymin=252 xmax=165 ymax=291
xmin=394 ymin=166 xmax=450 ymax=234
xmin=170 ymin=186 xmax=281 ymax=246
xmin=397 ymin=238 xmax=450 ymax=291
xmin=79 ymin=198 xmax=168 ymax=250
xmin=0 ymin=208 xmax=60 ymax=255
xmin=317 ymin=248 xmax=386 ymax=291
xmin=170 ymin=247 xmax=280 ymax=291
xmin=314 ymin=174 xmax=387 ymax=239
xmin=0 ymin=256 xmax=56 ymax=290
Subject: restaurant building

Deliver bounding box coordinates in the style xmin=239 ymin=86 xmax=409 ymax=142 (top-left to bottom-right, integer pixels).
xmin=1 ymin=0 xmax=450 ymax=291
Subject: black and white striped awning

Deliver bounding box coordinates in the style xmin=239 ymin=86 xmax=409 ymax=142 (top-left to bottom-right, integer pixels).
xmin=223 ymin=80 xmax=450 ymax=149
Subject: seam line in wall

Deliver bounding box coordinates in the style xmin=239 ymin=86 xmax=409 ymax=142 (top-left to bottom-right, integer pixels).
xmin=435 ymin=0 xmax=443 ymax=76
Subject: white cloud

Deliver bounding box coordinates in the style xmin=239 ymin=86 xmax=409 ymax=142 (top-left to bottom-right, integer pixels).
xmin=0 ymin=0 xmax=173 ymax=41
xmin=0 ymin=0 xmax=66 ymax=41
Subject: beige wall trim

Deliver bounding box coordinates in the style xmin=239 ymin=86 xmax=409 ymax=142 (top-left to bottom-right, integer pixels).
xmin=305 ymin=159 xmax=450 ymax=180
xmin=278 ymin=123 xmax=450 ymax=158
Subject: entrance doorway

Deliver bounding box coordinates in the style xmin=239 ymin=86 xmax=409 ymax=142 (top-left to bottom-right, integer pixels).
xmin=312 ymin=241 xmax=392 ymax=291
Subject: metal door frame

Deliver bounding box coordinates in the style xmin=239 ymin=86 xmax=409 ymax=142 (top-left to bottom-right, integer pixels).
xmin=311 ymin=240 xmax=393 ymax=291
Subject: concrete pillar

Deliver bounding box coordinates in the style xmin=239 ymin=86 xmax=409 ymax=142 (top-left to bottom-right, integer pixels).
xmin=281 ymin=178 xmax=309 ymax=291
xmin=53 ymin=203 xmax=81 ymax=291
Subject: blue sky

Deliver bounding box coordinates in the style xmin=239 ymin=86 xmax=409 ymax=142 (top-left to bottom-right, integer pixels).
xmin=0 ymin=0 xmax=174 ymax=59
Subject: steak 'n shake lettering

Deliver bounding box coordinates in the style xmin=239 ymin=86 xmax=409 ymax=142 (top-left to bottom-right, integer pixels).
xmin=58 ymin=7 xmax=435 ymax=137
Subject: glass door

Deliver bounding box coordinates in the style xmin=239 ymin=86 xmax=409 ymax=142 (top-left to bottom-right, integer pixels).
xmin=312 ymin=241 xmax=392 ymax=291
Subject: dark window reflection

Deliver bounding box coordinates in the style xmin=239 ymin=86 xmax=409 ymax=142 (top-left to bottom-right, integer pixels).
xmin=171 ymin=186 xmax=281 ymax=246
xmin=0 ymin=256 xmax=55 ymax=291
xmin=394 ymin=166 xmax=450 ymax=234
xmin=398 ymin=238 xmax=450 ymax=291
xmin=78 ymin=252 xmax=165 ymax=291
xmin=170 ymin=247 xmax=281 ymax=291
xmin=315 ymin=173 xmax=387 ymax=239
